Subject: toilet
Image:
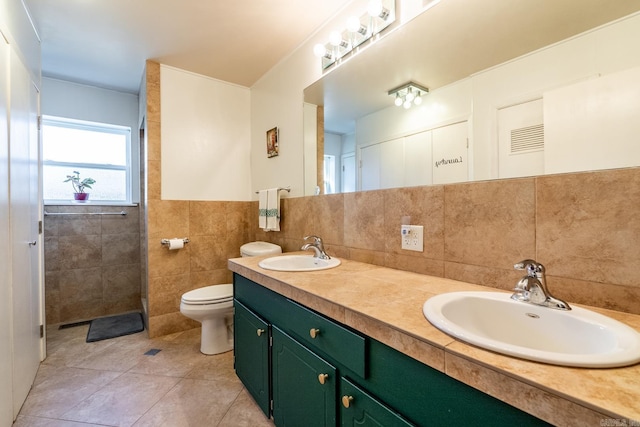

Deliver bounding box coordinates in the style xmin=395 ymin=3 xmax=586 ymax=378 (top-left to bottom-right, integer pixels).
xmin=180 ymin=241 xmax=282 ymax=355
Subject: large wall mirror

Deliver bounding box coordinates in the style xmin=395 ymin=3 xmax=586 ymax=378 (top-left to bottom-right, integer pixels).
xmin=304 ymin=0 xmax=640 ymax=195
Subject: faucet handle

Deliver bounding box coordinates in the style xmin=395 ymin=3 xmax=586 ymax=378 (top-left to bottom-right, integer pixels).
xmin=514 ymin=259 xmax=544 ymax=277
xmin=304 ymin=235 xmax=323 ymax=244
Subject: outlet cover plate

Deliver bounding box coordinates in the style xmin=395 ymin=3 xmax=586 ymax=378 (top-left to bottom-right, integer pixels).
xmin=401 ymin=225 xmax=424 ymax=252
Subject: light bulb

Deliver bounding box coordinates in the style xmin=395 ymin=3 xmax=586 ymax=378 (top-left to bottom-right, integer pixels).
xmin=413 ymin=92 xmax=422 ymax=105
xmin=313 ymin=43 xmax=327 ymax=58
xmin=405 ymin=88 xmax=415 ymax=102
xmin=394 ymin=94 xmax=403 ymax=107
xmin=329 ymin=31 xmax=342 ymax=47
xmin=368 ymin=0 xmax=383 ymax=17
xmin=403 ymin=99 xmax=412 ymax=109
xmin=347 ymin=16 xmax=360 ymax=33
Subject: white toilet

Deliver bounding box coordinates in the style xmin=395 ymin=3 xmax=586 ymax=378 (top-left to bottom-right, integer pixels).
xmin=180 ymin=241 xmax=282 ymax=355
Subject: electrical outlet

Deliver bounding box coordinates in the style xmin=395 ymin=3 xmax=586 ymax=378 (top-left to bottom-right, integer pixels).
xmin=401 ymin=225 xmax=423 ymax=252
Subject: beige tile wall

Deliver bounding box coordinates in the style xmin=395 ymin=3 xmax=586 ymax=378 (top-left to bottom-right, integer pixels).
xmin=255 ymin=167 xmax=640 ymax=316
xmin=144 ymin=60 xmax=639 ymax=338
xmin=44 ymin=205 xmax=141 ymax=324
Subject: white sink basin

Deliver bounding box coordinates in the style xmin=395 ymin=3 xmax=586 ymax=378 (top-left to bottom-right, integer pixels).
xmin=423 ymin=291 xmax=640 ymax=368
xmin=258 ymin=254 xmax=341 ymax=272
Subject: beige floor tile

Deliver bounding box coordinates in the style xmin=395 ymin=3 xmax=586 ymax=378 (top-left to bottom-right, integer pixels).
xmin=17 ymin=324 xmax=270 ymax=427
xmin=59 ymin=372 xmax=179 ymax=426
xmin=148 ymin=326 xmax=203 ymax=351
xmin=185 ymin=350 xmax=236 ymax=382
xmin=127 ymin=344 xmax=209 ymax=378
xmin=43 ymin=325 xmax=120 ymax=367
xmin=13 ymin=415 xmax=105 ymax=426
xmin=19 ymin=365 xmax=121 ymax=418
xmin=66 ymin=337 xmax=152 ymax=372
xmin=218 ymin=388 xmax=274 ymax=427
xmin=132 ymin=378 xmax=244 ymax=426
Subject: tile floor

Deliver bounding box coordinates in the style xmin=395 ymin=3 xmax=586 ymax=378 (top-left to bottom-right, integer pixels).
xmin=13 ymin=324 xmax=274 ymax=427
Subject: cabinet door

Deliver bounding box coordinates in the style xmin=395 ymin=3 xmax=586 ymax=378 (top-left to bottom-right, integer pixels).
xmin=234 ymin=300 xmax=270 ymax=417
xmin=272 ymin=326 xmax=337 ymax=427
xmin=340 ymin=378 xmax=415 ymax=427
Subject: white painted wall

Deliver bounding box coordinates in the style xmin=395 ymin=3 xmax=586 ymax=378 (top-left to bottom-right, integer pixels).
xmin=357 ymin=79 xmax=473 ymax=146
xmin=41 ymin=78 xmax=141 ymax=202
xmin=160 ymin=65 xmax=251 ymax=201
xmin=351 ymin=12 xmax=640 ymax=182
xmin=303 ymin=102 xmax=318 ymax=196
xmin=544 ymin=66 xmax=640 ymax=174
xmin=472 ymin=11 xmax=640 ymax=180
xmin=250 ymin=0 xmax=371 ymax=199
xmin=251 ymin=52 xmax=313 ymax=198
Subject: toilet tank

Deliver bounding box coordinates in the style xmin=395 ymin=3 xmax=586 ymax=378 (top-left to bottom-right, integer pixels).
xmin=240 ymin=241 xmax=282 ymax=257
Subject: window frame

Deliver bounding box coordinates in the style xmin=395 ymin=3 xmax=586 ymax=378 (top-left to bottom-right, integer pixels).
xmin=42 ymin=115 xmax=132 ymax=205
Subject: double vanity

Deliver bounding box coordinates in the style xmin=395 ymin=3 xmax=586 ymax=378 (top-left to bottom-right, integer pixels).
xmin=228 ymin=253 xmax=640 ymax=426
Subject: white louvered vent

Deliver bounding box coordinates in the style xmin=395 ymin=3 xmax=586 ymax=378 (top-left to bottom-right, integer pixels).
xmin=510 ymin=124 xmax=544 ymax=154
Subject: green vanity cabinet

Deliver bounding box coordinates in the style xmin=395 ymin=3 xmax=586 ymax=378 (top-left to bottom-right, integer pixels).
xmin=272 ymin=326 xmax=337 ymax=426
xmin=233 ymin=273 xmax=549 ymax=426
xmin=340 ymin=377 xmax=415 ymax=427
xmin=233 ymin=300 xmax=270 ymax=417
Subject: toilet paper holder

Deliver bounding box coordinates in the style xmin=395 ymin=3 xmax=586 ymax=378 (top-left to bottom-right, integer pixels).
xmin=161 ymin=238 xmax=190 ymax=247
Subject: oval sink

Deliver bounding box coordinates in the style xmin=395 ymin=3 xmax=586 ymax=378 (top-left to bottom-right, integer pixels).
xmin=258 ymin=254 xmax=341 ymax=272
xmin=423 ymin=291 xmax=640 ymax=368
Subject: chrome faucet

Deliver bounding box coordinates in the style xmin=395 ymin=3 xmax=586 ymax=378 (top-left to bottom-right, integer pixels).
xmin=511 ymin=260 xmax=571 ymax=310
xmin=301 ymin=235 xmax=331 ymax=260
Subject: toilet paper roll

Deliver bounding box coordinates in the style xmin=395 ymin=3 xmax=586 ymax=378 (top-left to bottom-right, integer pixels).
xmin=168 ymin=238 xmax=184 ymax=250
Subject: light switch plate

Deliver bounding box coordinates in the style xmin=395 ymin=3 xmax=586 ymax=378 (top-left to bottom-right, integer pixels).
xmin=401 ymin=225 xmax=423 ymax=252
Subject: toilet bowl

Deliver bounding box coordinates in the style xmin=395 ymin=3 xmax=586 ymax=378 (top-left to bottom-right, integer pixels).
xmin=180 ymin=241 xmax=281 ymax=355
xmin=180 ymin=284 xmax=234 ymax=355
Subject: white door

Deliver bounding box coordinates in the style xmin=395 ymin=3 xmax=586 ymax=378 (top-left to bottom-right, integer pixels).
xmin=359 ymin=143 xmax=381 ymax=191
xmin=0 ymin=34 xmax=14 ymax=427
xmin=432 ymin=121 xmax=469 ymax=185
xmin=341 ymin=153 xmax=356 ymax=193
xmin=9 ymin=47 xmax=41 ymax=417
xmin=379 ymin=137 xmax=404 ymax=190
xmin=404 ymin=131 xmax=433 ymax=187
xmin=498 ymin=99 xmax=544 ymax=179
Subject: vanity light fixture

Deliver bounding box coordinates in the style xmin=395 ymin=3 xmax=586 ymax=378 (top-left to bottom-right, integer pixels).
xmin=313 ymin=44 xmax=333 ymax=61
xmin=368 ymin=0 xmax=390 ymax=20
xmin=313 ymin=0 xmax=395 ymax=70
xmin=388 ymin=82 xmax=429 ymax=109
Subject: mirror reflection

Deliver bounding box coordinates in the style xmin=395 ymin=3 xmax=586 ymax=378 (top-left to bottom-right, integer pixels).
xmin=304 ymin=0 xmax=640 ymax=195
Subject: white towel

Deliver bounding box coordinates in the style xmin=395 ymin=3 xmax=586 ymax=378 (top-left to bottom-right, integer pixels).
xmin=258 ymin=190 xmax=268 ymax=229
xmin=258 ymin=188 xmax=281 ymax=231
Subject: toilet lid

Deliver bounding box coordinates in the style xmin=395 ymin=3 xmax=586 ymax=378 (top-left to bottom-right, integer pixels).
xmin=181 ymin=284 xmax=233 ymax=304
xmin=240 ymin=241 xmax=282 ymax=257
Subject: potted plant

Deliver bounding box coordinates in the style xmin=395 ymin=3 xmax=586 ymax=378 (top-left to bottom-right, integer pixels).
xmin=64 ymin=171 xmax=96 ymax=201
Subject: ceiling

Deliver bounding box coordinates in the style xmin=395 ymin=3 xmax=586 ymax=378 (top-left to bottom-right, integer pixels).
xmin=23 ymin=0 xmax=353 ymax=94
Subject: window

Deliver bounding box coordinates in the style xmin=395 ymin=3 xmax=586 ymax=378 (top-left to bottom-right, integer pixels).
xmin=42 ymin=116 xmax=131 ymax=203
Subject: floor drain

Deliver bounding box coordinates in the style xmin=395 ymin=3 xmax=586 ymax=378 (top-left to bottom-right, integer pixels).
xmin=144 ymin=349 xmax=162 ymax=356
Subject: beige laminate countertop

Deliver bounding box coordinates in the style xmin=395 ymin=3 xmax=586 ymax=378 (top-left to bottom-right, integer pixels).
xmin=228 ymin=254 xmax=640 ymax=427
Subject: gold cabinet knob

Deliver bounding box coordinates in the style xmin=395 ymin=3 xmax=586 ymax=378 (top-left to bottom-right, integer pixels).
xmin=310 ymin=328 xmax=320 ymax=339
xmin=256 ymin=329 xmax=265 ymax=337
xmin=342 ymin=395 xmax=354 ymax=408
xmin=318 ymin=373 xmax=329 ymax=385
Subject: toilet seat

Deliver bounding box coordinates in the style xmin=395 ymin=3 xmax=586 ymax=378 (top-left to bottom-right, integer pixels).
xmin=181 ymin=284 xmax=233 ymax=305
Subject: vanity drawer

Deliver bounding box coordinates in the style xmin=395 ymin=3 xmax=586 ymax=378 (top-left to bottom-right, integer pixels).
xmin=284 ymin=299 xmax=366 ymax=378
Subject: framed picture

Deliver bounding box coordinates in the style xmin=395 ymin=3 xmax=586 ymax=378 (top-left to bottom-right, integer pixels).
xmin=266 ymin=127 xmax=279 ymax=158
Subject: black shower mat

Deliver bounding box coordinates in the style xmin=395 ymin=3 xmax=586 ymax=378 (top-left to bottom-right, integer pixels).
xmin=86 ymin=312 xmax=144 ymax=343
